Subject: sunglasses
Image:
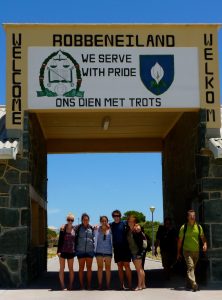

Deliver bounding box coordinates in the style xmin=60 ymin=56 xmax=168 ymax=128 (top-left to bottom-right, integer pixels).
xmin=67 ymin=219 xmax=74 ymax=222
xmin=113 ymin=215 xmax=120 ymax=218
xmin=103 ymin=234 xmax=106 ymax=241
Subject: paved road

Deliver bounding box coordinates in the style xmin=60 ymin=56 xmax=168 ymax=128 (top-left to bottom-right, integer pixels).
xmin=0 ymin=257 xmax=221 ymax=300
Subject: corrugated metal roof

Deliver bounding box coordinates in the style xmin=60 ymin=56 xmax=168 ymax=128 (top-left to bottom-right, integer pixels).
xmin=0 ymin=105 xmax=6 ymax=118
xmin=0 ymin=106 xmax=19 ymax=159
xmin=0 ymin=140 xmax=19 ymax=159
xmin=220 ymin=106 xmax=222 ymax=137
xmin=0 ymin=106 xmax=7 ymax=142
xmin=0 ymin=140 xmax=18 ymax=149
xmin=209 ymin=138 xmax=222 ymax=158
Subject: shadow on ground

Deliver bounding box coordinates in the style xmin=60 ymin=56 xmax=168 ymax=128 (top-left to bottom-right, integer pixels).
xmin=24 ymin=268 xmax=218 ymax=291
xmin=1 ymin=261 xmax=220 ymax=291
xmin=28 ymin=269 xmax=174 ymax=290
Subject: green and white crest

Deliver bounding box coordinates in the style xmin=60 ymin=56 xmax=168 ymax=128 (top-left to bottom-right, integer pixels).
xmin=37 ymin=50 xmax=84 ymax=97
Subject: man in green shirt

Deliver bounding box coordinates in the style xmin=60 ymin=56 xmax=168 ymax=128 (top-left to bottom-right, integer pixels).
xmin=177 ymin=210 xmax=207 ymax=292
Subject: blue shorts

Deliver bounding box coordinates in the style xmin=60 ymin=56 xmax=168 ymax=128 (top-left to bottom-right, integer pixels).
xmin=131 ymin=254 xmax=142 ymax=261
xmin=76 ymin=251 xmax=94 ymax=259
xmin=95 ymin=252 xmax=112 ymax=258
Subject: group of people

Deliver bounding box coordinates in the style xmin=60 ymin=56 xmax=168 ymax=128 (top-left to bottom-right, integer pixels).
xmin=57 ymin=210 xmax=147 ymax=291
xmin=57 ymin=209 xmax=207 ymax=292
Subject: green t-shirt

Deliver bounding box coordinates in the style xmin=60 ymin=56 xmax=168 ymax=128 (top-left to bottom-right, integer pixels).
xmin=179 ymin=223 xmax=204 ymax=252
xmin=127 ymin=230 xmax=139 ymax=256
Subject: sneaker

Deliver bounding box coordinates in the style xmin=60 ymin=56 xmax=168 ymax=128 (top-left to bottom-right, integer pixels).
xmin=192 ymin=283 xmax=198 ymax=292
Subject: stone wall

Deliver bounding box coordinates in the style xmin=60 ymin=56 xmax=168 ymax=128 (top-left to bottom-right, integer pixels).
xmin=0 ymin=113 xmax=47 ymax=287
xmin=1 ymin=108 xmax=222 ymax=286
xmin=199 ymin=155 xmax=222 ymax=281
xmin=28 ymin=113 xmax=47 ymax=200
xmin=163 ymin=110 xmax=222 ymax=282
xmin=162 ymin=110 xmax=210 ymax=282
xmin=26 ymin=113 xmax=47 ymax=283
xmin=162 ymin=112 xmax=200 ymax=226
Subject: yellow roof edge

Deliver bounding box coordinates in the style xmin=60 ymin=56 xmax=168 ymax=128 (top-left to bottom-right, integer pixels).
xmin=2 ymin=23 xmax=222 ymax=28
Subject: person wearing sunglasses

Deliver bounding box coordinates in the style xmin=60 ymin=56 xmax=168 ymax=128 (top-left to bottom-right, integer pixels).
xmin=110 ymin=210 xmax=132 ymax=290
xmin=57 ymin=212 xmax=75 ymax=290
xmin=94 ymin=216 xmax=113 ymax=289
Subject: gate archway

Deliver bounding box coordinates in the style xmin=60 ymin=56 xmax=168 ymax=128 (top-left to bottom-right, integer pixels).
xmin=0 ymin=23 xmax=222 ymax=286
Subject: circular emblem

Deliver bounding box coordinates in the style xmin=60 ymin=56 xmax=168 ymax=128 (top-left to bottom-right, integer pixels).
xmin=37 ymin=50 xmax=84 ymax=97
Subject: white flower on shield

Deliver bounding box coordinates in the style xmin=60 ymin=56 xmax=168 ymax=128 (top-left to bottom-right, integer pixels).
xmin=151 ymin=62 xmax=164 ymax=84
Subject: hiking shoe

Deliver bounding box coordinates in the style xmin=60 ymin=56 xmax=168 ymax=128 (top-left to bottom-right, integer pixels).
xmin=192 ymin=283 xmax=198 ymax=292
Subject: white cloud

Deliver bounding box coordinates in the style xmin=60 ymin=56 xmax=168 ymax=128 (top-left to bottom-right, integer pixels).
xmin=48 ymin=208 xmax=60 ymax=214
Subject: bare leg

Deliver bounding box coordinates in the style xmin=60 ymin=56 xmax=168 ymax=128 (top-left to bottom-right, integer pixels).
xmin=123 ymin=262 xmax=132 ymax=289
xmin=67 ymin=258 xmax=74 ymax=290
xmin=59 ymin=257 xmax=66 ymax=290
xmin=96 ymin=257 xmax=104 ymax=289
xmin=104 ymin=257 xmax=112 ymax=289
xmin=78 ymin=258 xmax=86 ymax=289
xmin=86 ymin=257 xmax=93 ymax=289
xmin=133 ymin=259 xmax=145 ymax=290
xmin=117 ymin=262 xmax=124 ymax=288
xmin=142 ymin=252 xmax=146 ymax=270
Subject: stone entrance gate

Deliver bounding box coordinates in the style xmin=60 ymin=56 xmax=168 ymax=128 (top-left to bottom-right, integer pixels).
xmin=0 ymin=107 xmax=222 ymax=286
xmin=0 ymin=23 xmax=222 ymax=287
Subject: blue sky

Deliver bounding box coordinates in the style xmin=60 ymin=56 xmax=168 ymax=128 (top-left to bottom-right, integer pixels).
xmin=48 ymin=153 xmax=162 ymax=226
xmin=0 ymin=0 xmax=222 ymax=227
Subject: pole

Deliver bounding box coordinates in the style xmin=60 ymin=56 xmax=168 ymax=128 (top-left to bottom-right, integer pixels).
xmin=152 ymin=211 xmax=154 ymax=256
xmin=149 ymin=206 xmax=155 ymax=256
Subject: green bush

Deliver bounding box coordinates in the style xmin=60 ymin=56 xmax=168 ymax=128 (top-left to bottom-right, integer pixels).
xmin=122 ymin=210 xmax=161 ymax=241
xmin=47 ymin=228 xmax=58 ymax=248
xmin=122 ymin=210 xmax=146 ymax=223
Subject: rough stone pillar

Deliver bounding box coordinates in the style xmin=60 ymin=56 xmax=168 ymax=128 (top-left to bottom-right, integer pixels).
xmin=162 ymin=112 xmax=200 ymax=225
xmin=0 ymin=113 xmax=47 ymax=287
xmin=0 ymin=157 xmax=30 ymax=287
xmin=163 ymin=109 xmax=222 ymax=283
xmin=197 ymin=131 xmax=222 ymax=281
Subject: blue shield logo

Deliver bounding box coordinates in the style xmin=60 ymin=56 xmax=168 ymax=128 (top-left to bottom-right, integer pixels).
xmin=140 ymin=55 xmax=174 ymax=96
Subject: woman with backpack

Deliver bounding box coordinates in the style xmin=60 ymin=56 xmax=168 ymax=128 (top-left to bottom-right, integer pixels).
xmin=75 ymin=213 xmax=95 ymax=289
xmin=126 ymin=215 xmax=146 ymax=290
xmin=57 ymin=212 xmax=75 ymax=290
